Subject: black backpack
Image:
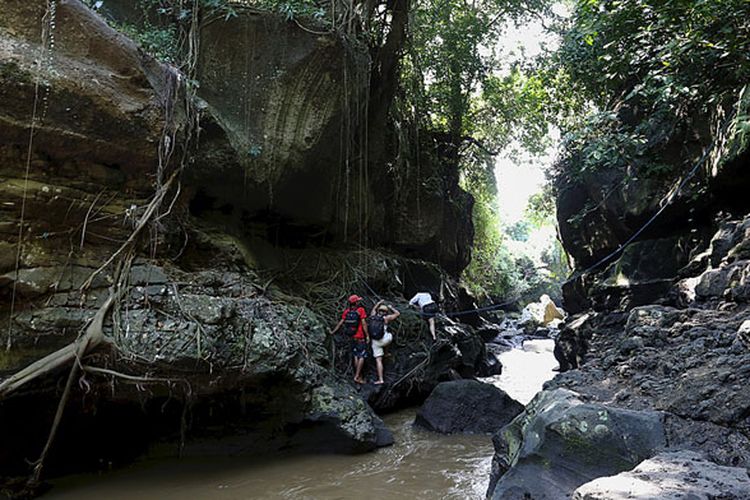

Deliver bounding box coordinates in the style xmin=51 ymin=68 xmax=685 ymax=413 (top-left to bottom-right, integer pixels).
xmin=343 ymin=308 xmax=361 ymax=337
xmin=368 ymin=315 xmax=386 ymax=340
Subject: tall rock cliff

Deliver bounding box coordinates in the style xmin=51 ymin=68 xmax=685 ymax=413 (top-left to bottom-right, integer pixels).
xmin=0 ymin=0 xmax=477 ymax=489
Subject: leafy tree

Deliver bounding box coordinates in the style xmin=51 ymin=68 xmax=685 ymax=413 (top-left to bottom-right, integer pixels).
xmin=405 ymin=0 xmax=552 ymax=158
xmin=551 ymin=0 xmax=750 ymax=180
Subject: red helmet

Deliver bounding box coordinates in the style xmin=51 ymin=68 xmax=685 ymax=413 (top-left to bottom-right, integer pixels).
xmin=348 ymin=294 xmax=362 ymax=304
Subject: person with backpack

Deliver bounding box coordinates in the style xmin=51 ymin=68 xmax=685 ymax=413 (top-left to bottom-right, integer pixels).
xmin=329 ymin=295 xmax=370 ymax=384
xmin=368 ymin=300 xmax=400 ymax=385
xmin=409 ymin=291 xmax=438 ymax=340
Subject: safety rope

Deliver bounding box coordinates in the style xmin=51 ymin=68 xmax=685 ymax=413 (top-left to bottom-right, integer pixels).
xmin=354 ymin=111 xmax=736 ymax=319
xmin=561 ymin=115 xmax=733 ymax=285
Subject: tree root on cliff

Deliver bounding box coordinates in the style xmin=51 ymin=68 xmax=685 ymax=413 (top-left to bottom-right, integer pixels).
xmin=0 ymin=287 xmax=118 ymax=493
xmin=81 ymin=170 xmax=179 ymax=291
xmin=0 ymin=290 xmax=117 ymax=399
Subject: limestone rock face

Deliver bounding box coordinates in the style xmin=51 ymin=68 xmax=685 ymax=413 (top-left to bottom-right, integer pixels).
xmin=0 ymin=0 xmax=183 ymax=369
xmin=0 ymin=0 xmax=175 ymax=174
xmin=487 ymin=389 xmax=667 ymax=500
xmin=187 ymin=9 xmax=369 ymax=234
xmin=0 ymin=0 xmax=388 ymax=482
xmin=414 ymin=380 xmax=523 ymax=434
xmin=573 ymin=451 xmax=750 ymax=500
xmin=183 ymin=7 xmax=473 ymax=273
xmin=0 ymin=1 xmax=486 ymax=487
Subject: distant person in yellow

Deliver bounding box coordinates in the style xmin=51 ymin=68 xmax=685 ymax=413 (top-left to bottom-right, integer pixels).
xmin=409 ymin=291 xmax=438 ymax=340
xmin=368 ymin=300 xmax=400 ymax=385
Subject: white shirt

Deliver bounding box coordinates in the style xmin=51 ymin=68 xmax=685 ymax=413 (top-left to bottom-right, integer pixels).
xmin=409 ymin=293 xmax=435 ymax=308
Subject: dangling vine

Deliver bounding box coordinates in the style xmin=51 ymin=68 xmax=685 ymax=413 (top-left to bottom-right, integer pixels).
xmin=6 ymin=0 xmax=58 ymax=353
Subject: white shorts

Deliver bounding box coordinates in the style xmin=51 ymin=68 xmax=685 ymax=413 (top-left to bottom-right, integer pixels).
xmin=371 ymin=332 xmax=393 ymax=358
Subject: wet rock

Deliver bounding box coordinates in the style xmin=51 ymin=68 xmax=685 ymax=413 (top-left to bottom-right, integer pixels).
xmin=476 ymin=350 xmax=503 ymax=377
xmin=618 ymin=335 xmax=644 ymax=355
xmin=364 ymin=315 xmax=492 ymax=412
xmin=475 ymin=321 xmax=506 ymax=343
xmin=414 ymin=380 xmax=523 ymax=434
xmin=487 ymin=389 xmax=667 ymax=500
xmin=546 ymin=304 xmax=750 ymax=466
xmin=553 ymin=313 xmax=596 ymax=372
xmin=573 ymin=451 xmax=750 ymax=500
xmin=300 ymin=380 xmax=388 ymax=453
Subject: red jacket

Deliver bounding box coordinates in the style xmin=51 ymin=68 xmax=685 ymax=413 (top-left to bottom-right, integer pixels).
xmin=341 ymin=306 xmax=367 ymax=340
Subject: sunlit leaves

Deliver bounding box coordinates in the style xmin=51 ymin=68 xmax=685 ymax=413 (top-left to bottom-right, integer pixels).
xmin=553 ymin=0 xmax=750 ymax=180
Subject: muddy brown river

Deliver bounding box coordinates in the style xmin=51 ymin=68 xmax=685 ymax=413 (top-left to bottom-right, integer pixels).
xmin=47 ymin=339 xmax=555 ymax=500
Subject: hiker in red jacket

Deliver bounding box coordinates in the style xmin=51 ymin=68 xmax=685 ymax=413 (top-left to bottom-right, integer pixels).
xmin=330 ymin=295 xmax=370 ymax=384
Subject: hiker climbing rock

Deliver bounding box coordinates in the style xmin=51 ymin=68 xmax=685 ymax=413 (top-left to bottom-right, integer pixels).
xmin=368 ymin=300 xmax=400 ymax=385
xmin=409 ymin=291 xmax=438 ymax=340
xmin=330 ymin=294 xmax=370 ymax=384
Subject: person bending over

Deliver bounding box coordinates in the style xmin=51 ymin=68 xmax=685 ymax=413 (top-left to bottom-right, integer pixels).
xmin=409 ymin=291 xmax=438 ymax=340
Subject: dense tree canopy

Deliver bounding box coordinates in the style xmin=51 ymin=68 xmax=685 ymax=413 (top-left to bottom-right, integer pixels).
xmin=551 ymin=0 xmax=749 ymax=181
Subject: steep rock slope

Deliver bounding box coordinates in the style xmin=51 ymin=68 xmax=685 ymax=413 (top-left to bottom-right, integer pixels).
xmin=558 ymin=89 xmax=750 ymax=312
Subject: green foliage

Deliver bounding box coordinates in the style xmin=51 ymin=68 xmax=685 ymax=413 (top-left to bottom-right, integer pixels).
xmin=86 ymin=0 xmax=238 ymax=65
xmin=253 ymin=0 xmax=327 ymax=23
xmin=506 ymin=220 xmax=531 ymax=242
xmin=404 ymin=0 xmax=551 ymax=149
xmin=402 ymin=0 xmax=562 ymax=299
xmin=551 ymin=0 xmax=750 ymax=180
xmin=114 ymin=20 xmax=179 ymax=63
xmin=462 ymin=197 xmax=522 ymax=298
xmin=524 ymin=185 xmax=556 ymax=228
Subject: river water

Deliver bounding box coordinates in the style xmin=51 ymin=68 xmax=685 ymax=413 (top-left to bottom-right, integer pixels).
xmin=47 ymin=340 xmax=556 ymax=500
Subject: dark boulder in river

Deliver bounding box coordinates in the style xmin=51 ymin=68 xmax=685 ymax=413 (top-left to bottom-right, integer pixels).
xmin=414 ymin=380 xmax=523 ymax=434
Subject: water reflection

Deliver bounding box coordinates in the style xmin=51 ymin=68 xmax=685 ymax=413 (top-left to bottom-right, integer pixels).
xmin=49 ymin=411 xmax=492 ymax=500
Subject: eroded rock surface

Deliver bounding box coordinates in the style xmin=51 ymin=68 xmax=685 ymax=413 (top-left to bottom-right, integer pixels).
xmin=573 ymin=451 xmax=750 ymax=500
xmin=0 ymin=1 xmax=493 ymax=489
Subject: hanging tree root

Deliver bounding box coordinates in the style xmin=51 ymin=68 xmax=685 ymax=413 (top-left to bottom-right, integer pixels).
xmin=0 ymin=290 xmax=116 ymax=399
xmin=0 ymin=288 xmax=118 ymax=491
xmin=0 ymin=169 xmax=182 ymax=398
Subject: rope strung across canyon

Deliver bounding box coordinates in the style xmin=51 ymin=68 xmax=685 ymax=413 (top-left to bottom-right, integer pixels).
xmin=563 ymin=111 xmax=736 ymax=283
xmin=358 ymin=111 xmax=737 ymax=319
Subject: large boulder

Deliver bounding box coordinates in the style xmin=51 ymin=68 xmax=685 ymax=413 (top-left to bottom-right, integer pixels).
xmin=0 ymin=260 xmax=389 ymax=477
xmin=414 ymin=380 xmax=523 ymax=434
xmin=573 ymin=451 xmax=750 ymax=500
xmin=487 ymin=389 xmax=667 ymax=499
xmin=364 ymin=317 xmax=489 ymax=412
